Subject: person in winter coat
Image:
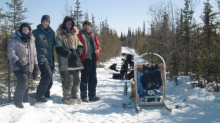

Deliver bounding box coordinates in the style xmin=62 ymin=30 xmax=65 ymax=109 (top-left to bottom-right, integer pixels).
xmin=32 ymin=15 xmax=55 ymax=102
xmin=120 ymin=59 xmax=128 ymax=78
xmin=78 ymin=20 xmax=102 ymax=102
xmin=55 ymin=16 xmax=84 ymax=104
xmin=7 ymin=23 xmax=39 ymax=108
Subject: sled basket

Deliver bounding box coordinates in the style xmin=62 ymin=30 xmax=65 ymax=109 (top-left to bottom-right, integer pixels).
xmin=131 ymin=53 xmax=167 ymax=108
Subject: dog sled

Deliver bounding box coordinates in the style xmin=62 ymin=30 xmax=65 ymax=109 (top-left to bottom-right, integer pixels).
xmin=130 ymin=52 xmax=172 ymax=113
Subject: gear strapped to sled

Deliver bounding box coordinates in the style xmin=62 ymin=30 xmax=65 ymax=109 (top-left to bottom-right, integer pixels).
xmin=141 ymin=68 xmax=162 ymax=91
xmin=130 ymin=52 xmax=171 ymax=113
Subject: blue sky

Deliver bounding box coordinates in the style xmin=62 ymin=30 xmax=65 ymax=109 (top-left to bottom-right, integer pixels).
xmin=0 ymin=0 xmax=216 ymax=35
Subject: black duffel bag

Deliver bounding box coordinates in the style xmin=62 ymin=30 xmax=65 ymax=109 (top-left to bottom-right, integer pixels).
xmin=141 ymin=69 xmax=162 ymax=90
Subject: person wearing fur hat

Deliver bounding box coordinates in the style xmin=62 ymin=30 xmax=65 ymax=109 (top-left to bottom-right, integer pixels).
xmin=7 ymin=22 xmax=39 ymax=108
xmin=55 ymin=16 xmax=84 ymax=104
xmin=78 ymin=20 xmax=102 ymax=102
xmin=32 ymin=15 xmax=55 ymax=102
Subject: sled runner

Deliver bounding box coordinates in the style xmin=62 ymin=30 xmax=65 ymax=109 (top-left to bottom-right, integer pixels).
xmin=130 ymin=53 xmax=172 ymax=113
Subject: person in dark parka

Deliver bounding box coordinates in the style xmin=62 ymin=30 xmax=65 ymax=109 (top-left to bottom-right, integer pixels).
xmin=7 ymin=23 xmax=39 ymax=108
xmin=32 ymin=15 xmax=55 ymax=102
xmin=120 ymin=59 xmax=128 ymax=78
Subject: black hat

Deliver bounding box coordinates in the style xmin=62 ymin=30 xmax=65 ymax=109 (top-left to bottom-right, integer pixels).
xmin=19 ymin=22 xmax=31 ymax=33
xmin=41 ymin=15 xmax=50 ymax=23
xmin=62 ymin=16 xmax=75 ymax=30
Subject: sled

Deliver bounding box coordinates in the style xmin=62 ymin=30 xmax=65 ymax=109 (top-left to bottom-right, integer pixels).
xmin=131 ymin=52 xmax=172 ymax=113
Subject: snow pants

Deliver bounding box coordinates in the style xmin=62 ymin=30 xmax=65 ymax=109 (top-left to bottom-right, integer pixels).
xmin=80 ymin=55 xmax=97 ymax=99
xmin=60 ymin=70 xmax=80 ymax=99
xmin=36 ymin=63 xmax=53 ymax=98
xmin=13 ymin=70 xmax=29 ymax=104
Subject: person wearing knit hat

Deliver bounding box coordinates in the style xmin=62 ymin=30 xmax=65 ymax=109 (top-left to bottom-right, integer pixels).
xmin=41 ymin=15 xmax=50 ymax=24
xmin=82 ymin=20 xmax=92 ymax=27
xmin=19 ymin=23 xmax=31 ymax=33
xmin=40 ymin=15 xmax=50 ymax=30
xmin=32 ymin=15 xmax=56 ymax=102
xmin=7 ymin=22 xmax=38 ymax=108
xmin=55 ymin=16 xmax=83 ymax=104
xmin=18 ymin=22 xmax=32 ymax=43
xmin=77 ymin=20 xmax=101 ymax=102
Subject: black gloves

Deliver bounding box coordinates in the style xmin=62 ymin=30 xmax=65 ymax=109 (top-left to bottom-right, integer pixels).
xmin=68 ymin=49 xmax=76 ymax=63
xmin=56 ymin=46 xmax=83 ymax=58
xmin=32 ymin=64 xmax=39 ymax=80
xmin=55 ymin=46 xmax=71 ymax=58
xmin=15 ymin=60 xmax=29 ymax=74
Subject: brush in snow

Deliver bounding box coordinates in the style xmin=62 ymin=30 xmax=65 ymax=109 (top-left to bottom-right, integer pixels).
xmin=130 ymin=53 xmax=172 ymax=113
xmin=108 ymin=102 xmax=134 ymax=109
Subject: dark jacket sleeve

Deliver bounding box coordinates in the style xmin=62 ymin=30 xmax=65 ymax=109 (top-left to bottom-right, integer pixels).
xmin=55 ymin=46 xmax=71 ymax=58
xmin=55 ymin=34 xmax=71 ymax=58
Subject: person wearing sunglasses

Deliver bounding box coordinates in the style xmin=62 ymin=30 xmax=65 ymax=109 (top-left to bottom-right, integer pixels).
xmin=78 ymin=20 xmax=102 ymax=102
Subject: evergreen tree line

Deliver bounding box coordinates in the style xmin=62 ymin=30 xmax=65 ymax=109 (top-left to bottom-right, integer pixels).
xmin=0 ymin=0 xmax=121 ymax=105
xmin=121 ymin=0 xmax=220 ymax=84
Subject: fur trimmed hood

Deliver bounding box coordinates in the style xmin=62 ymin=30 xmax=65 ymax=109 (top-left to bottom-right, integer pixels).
xmin=56 ymin=24 xmax=79 ymax=35
xmin=12 ymin=31 xmax=35 ymax=43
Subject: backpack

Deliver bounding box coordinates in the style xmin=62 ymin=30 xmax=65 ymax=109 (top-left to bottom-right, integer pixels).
xmin=126 ymin=70 xmax=134 ymax=80
xmin=112 ymin=73 xmax=123 ymax=79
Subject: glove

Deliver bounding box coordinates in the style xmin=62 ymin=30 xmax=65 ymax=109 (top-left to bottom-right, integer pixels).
xmin=68 ymin=49 xmax=76 ymax=62
xmin=77 ymin=46 xmax=83 ymax=57
xmin=32 ymin=64 xmax=39 ymax=80
xmin=68 ymin=49 xmax=83 ymax=68
xmin=55 ymin=46 xmax=71 ymax=58
xmin=15 ymin=60 xmax=29 ymax=74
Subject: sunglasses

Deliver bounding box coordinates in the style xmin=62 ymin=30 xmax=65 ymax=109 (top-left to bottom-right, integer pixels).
xmin=84 ymin=22 xmax=91 ymax=26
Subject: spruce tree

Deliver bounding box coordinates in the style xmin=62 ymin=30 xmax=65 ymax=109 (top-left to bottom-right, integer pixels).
xmin=179 ymin=0 xmax=198 ymax=76
xmin=0 ymin=8 xmax=8 ymax=104
xmin=91 ymin=14 xmax=99 ymax=34
xmin=3 ymin=0 xmax=29 ymax=103
xmin=198 ymin=0 xmax=219 ymax=83
xmin=5 ymin=0 xmax=28 ymax=31
xmin=84 ymin=12 xmax=89 ymax=20
xmin=98 ymin=19 xmax=121 ymax=62
xmin=74 ymin=0 xmax=83 ymax=29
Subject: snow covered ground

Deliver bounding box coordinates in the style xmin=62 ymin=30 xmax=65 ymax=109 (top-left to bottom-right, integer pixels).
xmin=0 ymin=47 xmax=220 ymax=123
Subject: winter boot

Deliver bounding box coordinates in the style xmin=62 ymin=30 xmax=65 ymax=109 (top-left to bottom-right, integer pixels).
xmin=89 ymin=96 xmax=101 ymax=102
xmin=81 ymin=98 xmax=89 ymax=103
xmin=73 ymin=98 xmax=82 ymax=104
xmin=14 ymin=102 xmax=24 ymax=108
xmin=36 ymin=95 xmax=47 ymax=102
xmin=62 ymin=98 xmax=77 ymax=105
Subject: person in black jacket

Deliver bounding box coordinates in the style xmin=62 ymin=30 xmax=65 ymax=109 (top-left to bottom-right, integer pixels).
xmin=120 ymin=59 xmax=128 ymax=78
xmin=32 ymin=15 xmax=55 ymax=102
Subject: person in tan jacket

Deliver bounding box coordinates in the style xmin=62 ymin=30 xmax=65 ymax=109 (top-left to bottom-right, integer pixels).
xmin=55 ymin=16 xmax=83 ymax=104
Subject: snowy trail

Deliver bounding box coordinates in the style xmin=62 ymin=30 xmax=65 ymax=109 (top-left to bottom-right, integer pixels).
xmin=0 ymin=47 xmax=220 ymax=123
